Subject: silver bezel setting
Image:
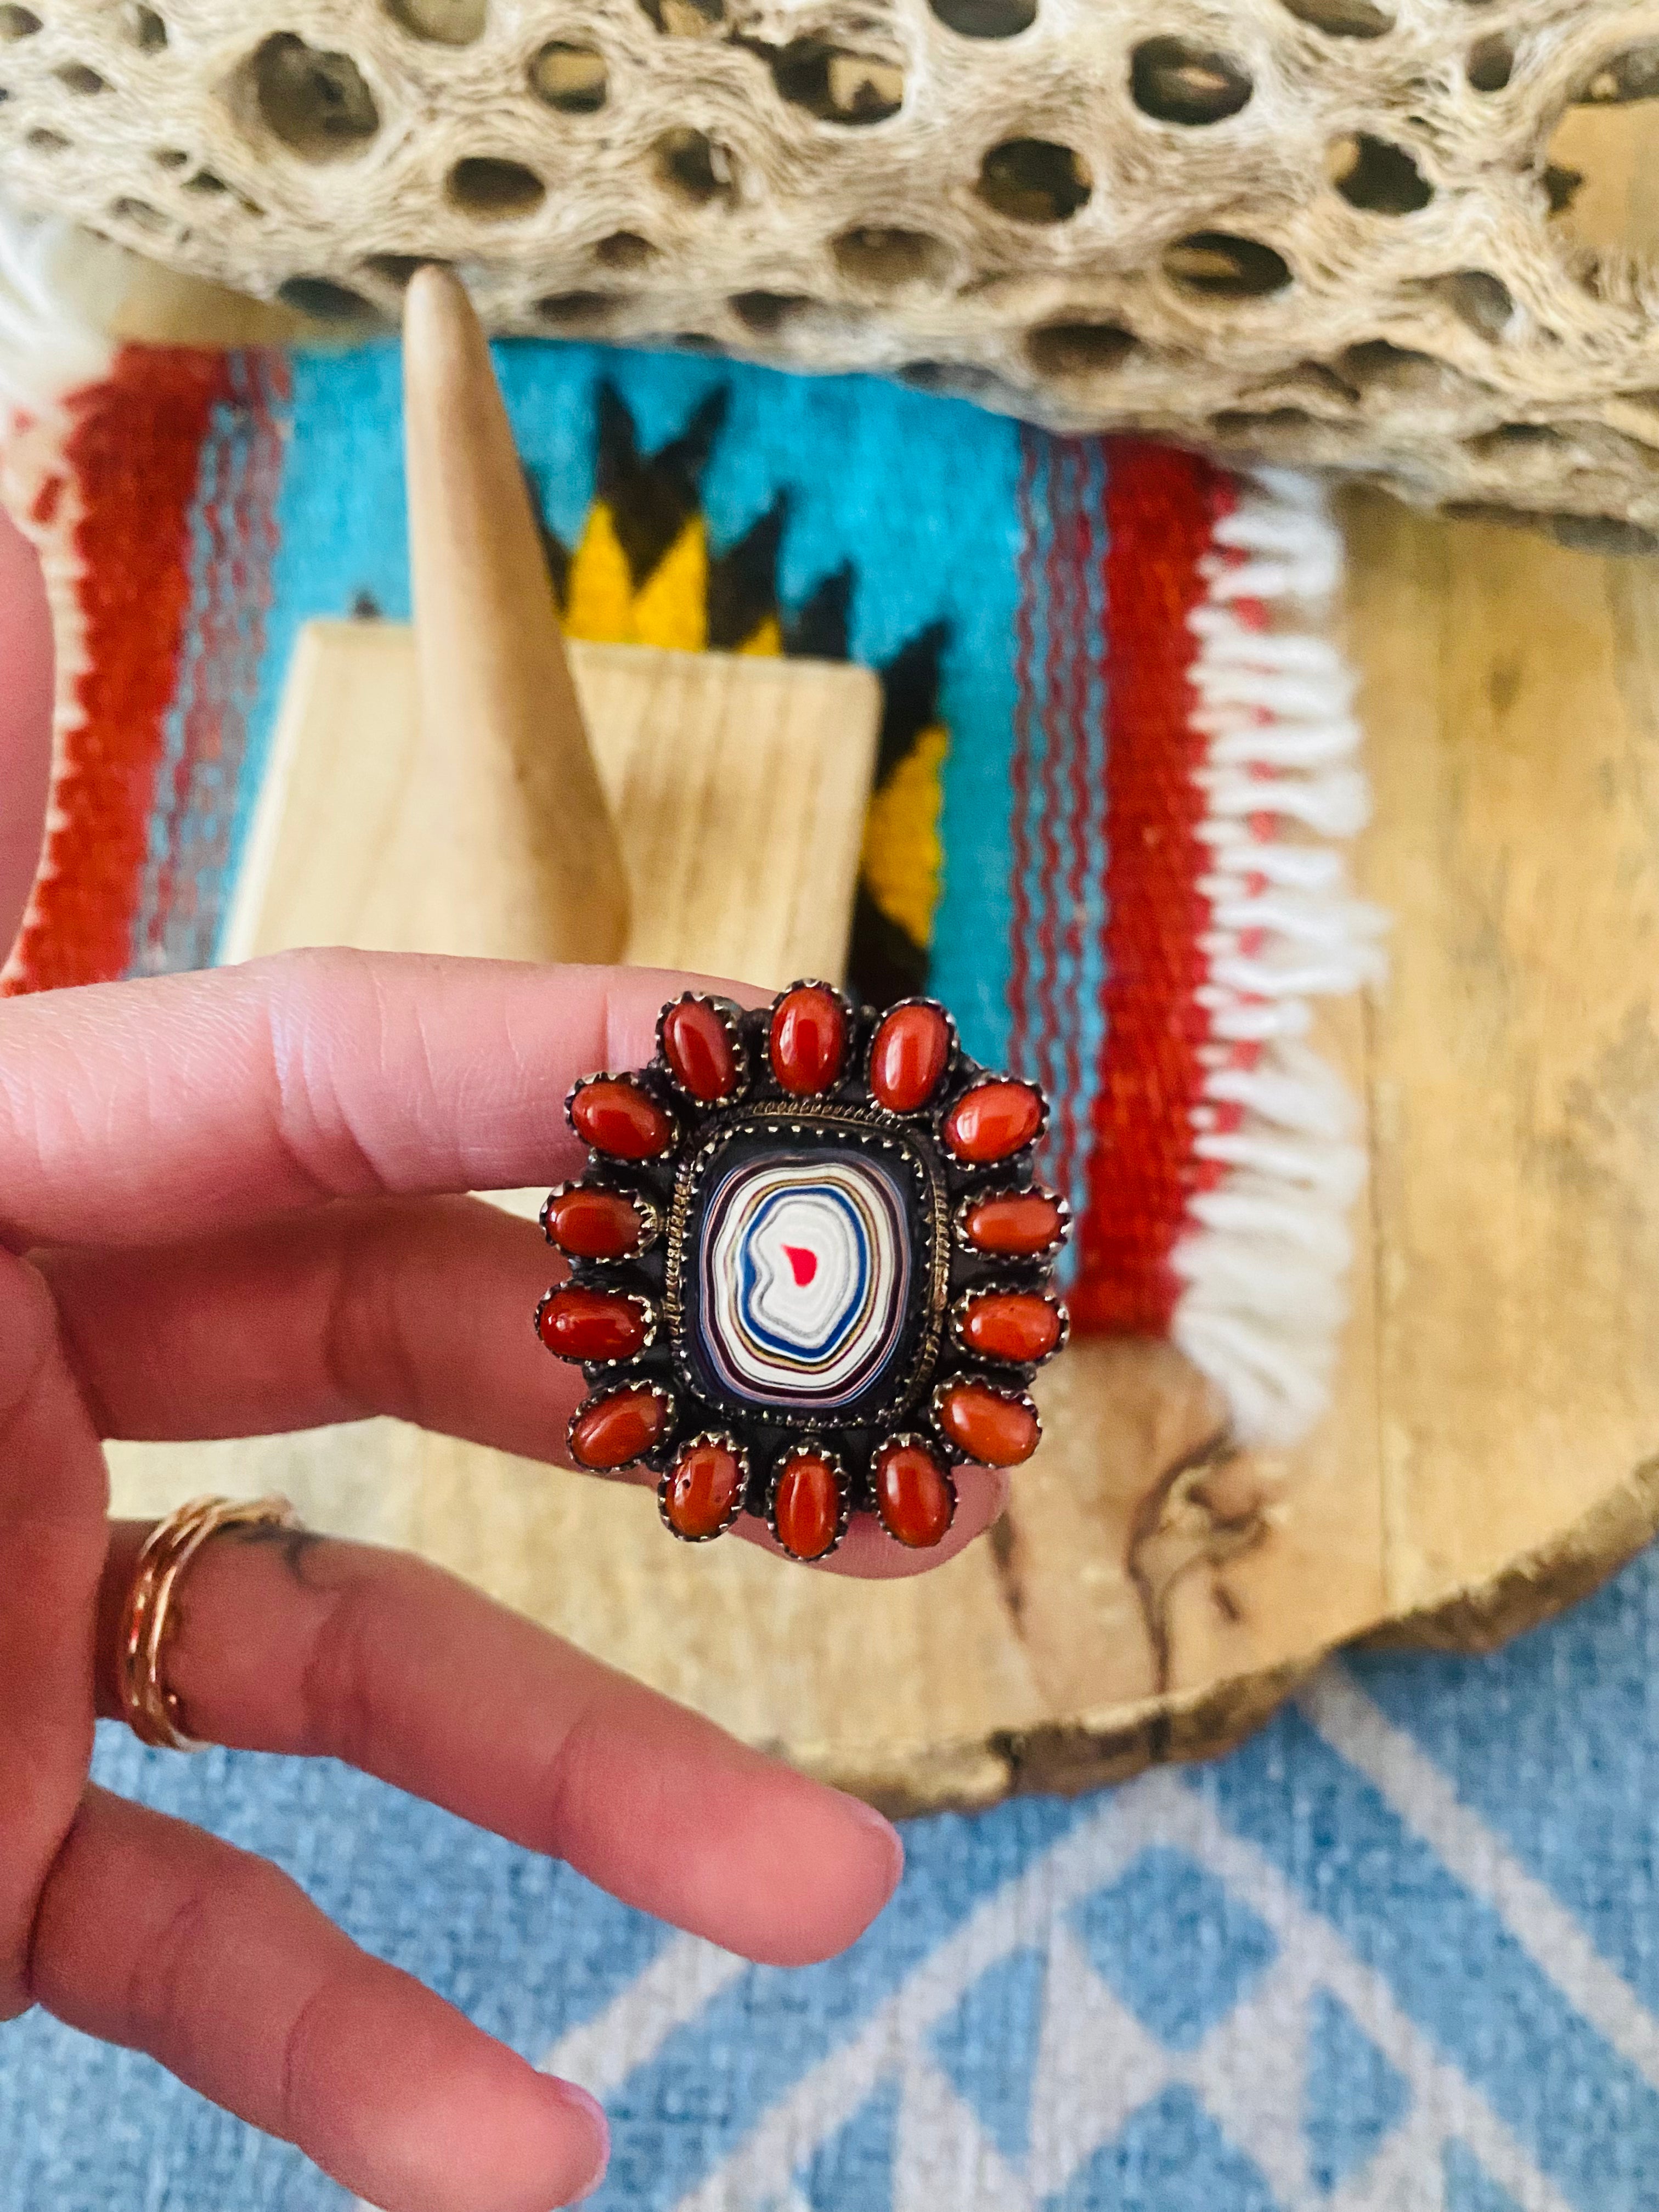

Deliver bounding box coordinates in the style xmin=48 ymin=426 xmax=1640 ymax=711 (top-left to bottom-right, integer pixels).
xmin=656 ymin=991 xmax=751 ymax=1108
xmin=567 ymin=1380 xmax=677 ymax=1473
xmin=948 ymin=1283 xmax=1070 ymax=1367
xmin=565 ymin=1071 xmax=679 ymax=1163
xmin=661 ymin=1099 xmax=952 ymax=1433
xmin=541 ymin=1180 xmax=663 ymax=1263
xmin=862 ymin=995 xmax=960 ymax=1116
xmin=929 ymin=1375 xmax=1043 ymax=1467
xmin=951 ymin=1182 xmax=1073 ymax=1260
xmin=659 ymin=1430 xmax=752 ymax=1543
xmin=766 ymin=978 xmax=860 ymax=1096
xmin=869 ymin=1429 xmax=958 ymax=1544
xmin=535 ymin=1286 xmax=659 ymax=1366
xmin=765 ymin=1443 xmax=853 ymax=1561
xmin=940 ymin=1073 xmax=1052 ymax=1170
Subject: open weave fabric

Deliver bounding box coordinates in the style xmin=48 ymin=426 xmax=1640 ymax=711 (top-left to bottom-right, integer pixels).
xmin=0 ymin=341 xmax=1376 ymax=1441
xmin=7 ymin=1547 xmax=1659 ymax=2209
xmin=0 ymin=5 xmax=1657 ymax=534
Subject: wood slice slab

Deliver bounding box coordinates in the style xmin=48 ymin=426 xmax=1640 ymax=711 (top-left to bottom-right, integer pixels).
xmin=108 ymin=496 xmax=1659 ymax=1812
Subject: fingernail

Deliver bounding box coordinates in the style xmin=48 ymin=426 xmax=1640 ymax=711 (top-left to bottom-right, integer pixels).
xmin=847 ymin=1795 xmax=905 ymax=1896
xmin=549 ymin=2080 xmax=610 ymax=2204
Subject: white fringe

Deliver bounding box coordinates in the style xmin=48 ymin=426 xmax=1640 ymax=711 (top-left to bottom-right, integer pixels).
xmin=1170 ymin=471 xmax=1386 ymax=1447
xmin=0 ymin=202 xmax=111 ymax=428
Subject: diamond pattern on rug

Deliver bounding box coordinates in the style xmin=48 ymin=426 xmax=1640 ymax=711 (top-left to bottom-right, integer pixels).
xmin=14 ymin=1540 xmax=1659 ymax=2212
xmin=797 ymin=2079 xmax=900 ymax=2212
xmin=1302 ymin=1987 xmax=1409 ymax=2196
xmin=1043 ymin=2085 xmax=1279 ymax=2212
xmin=1442 ymin=2140 xmax=1526 ymax=2212
xmin=929 ymin=1946 xmax=1047 ymax=2168
xmin=1071 ymin=1848 xmax=1278 ymax=2053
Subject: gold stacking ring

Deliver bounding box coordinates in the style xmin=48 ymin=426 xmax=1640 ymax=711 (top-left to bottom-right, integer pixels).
xmin=116 ymin=1493 xmax=298 ymax=1751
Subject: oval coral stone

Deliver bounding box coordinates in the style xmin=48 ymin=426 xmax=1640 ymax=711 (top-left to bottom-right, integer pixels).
xmin=873 ymin=1441 xmax=955 ymax=1549
xmin=662 ymin=997 xmax=739 ymax=1102
xmin=938 ymin=1380 xmax=1041 ymax=1466
xmin=943 ymin=1080 xmax=1043 ymax=1165
xmin=772 ymin=1452 xmax=842 ymax=1561
xmin=570 ymin=1079 xmax=673 ymax=1160
xmin=569 ymin=1385 xmax=667 ymax=1470
xmin=544 ymin=1186 xmax=646 ymax=1261
xmin=870 ymin=1002 xmax=951 ymax=1113
xmin=770 ymin=985 xmax=847 ymax=1094
xmin=663 ymin=1440 xmax=746 ymax=1540
xmin=960 ymin=1290 xmax=1063 ymax=1364
xmin=962 ymin=1189 xmax=1065 ymax=1257
xmin=538 ymin=1286 xmax=648 ymax=1363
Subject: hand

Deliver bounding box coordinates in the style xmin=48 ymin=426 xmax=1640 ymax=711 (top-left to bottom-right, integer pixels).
xmin=1 ymin=950 xmax=1008 ymax=2211
xmin=0 ymin=506 xmax=54 ymax=956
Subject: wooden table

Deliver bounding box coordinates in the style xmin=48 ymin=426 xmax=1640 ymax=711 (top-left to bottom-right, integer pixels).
xmin=107 ymin=490 xmax=1659 ymax=1812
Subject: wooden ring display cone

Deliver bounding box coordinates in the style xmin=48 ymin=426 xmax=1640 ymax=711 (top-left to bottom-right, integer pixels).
xmin=398 ymin=264 xmax=629 ymax=964
xmin=222 ymin=268 xmax=881 ymax=981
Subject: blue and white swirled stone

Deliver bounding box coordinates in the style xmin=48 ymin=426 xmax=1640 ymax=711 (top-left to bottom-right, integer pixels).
xmin=696 ymin=1150 xmax=913 ymax=1410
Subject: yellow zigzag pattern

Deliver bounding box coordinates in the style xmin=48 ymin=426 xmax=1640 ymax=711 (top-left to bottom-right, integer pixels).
xmin=862 ymin=725 xmax=947 ymax=951
xmin=561 ymin=499 xmax=944 ymax=950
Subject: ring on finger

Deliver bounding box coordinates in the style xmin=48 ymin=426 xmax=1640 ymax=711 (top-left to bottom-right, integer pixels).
xmin=117 ymin=1493 xmax=298 ymax=1751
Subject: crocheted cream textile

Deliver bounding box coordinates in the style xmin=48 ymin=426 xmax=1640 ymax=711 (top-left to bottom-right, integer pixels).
xmin=0 ymin=0 xmax=1657 ymax=535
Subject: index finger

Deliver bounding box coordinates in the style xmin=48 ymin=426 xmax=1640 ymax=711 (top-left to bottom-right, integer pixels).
xmin=0 ymin=949 xmax=742 ymax=1250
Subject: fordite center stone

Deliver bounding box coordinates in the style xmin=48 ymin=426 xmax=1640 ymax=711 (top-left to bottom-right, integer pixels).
xmin=694 ymin=1148 xmax=913 ymax=1411
xmin=539 ymin=986 xmax=1069 ymax=1561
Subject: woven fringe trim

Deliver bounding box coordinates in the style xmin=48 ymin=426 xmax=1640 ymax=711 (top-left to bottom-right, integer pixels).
xmin=1172 ymin=467 xmax=1386 ymax=1448
xmin=0 ymin=202 xmax=112 ymax=425
xmin=0 ymin=409 xmax=95 ymax=990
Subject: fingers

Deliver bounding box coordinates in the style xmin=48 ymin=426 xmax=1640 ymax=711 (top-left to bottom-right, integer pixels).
xmin=0 ymin=950 xmax=751 ymax=1251
xmin=97 ymin=1520 xmax=902 ymax=1968
xmin=44 ymin=1195 xmax=561 ymax=1448
xmin=42 ymin=1198 xmax=1009 ymax=1579
xmin=0 ymin=1250 xmax=108 ymax=2014
xmin=31 ymin=1786 xmax=610 ymax=2212
xmin=0 ymin=505 xmax=55 ymax=957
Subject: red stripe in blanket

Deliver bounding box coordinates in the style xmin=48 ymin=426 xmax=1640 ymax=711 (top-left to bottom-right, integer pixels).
xmin=1070 ymin=441 xmax=1226 ymax=1335
xmin=5 ymin=347 xmax=230 ymax=995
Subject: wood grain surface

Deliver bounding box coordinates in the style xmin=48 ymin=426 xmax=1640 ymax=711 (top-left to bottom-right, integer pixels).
xmin=1358 ymin=492 xmax=1659 ymax=1645
xmin=109 ymin=493 xmax=1659 ymax=1810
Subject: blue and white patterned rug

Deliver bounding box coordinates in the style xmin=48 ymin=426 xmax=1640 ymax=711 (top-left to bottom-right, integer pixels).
xmin=5 ymin=1535 xmax=1656 ymax=2211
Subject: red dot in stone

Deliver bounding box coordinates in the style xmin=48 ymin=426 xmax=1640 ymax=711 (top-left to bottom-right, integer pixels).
xmin=870 ymin=1002 xmax=951 ymax=1114
xmin=962 ymin=1189 xmax=1065 ymax=1257
xmin=943 ymin=1080 xmax=1043 ymax=1165
xmin=662 ymin=997 xmax=740 ymax=1102
xmin=770 ymin=985 xmax=847 ymax=1094
xmin=569 ymin=1385 xmax=667 ymax=1470
xmin=772 ymin=1451 xmax=843 ymax=1561
xmin=873 ymin=1440 xmax=955 ymax=1548
xmin=544 ymin=1186 xmax=647 ymax=1261
xmin=937 ymin=1379 xmax=1041 ymax=1466
xmin=959 ymin=1290 xmax=1063 ymax=1364
xmin=571 ymin=1079 xmax=674 ymax=1160
xmin=538 ymin=1286 xmax=648 ymax=1363
xmin=663 ymin=1439 xmax=746 ymax=1540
